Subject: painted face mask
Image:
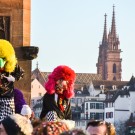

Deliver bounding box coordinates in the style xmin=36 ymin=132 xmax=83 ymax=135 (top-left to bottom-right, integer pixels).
xmin=0 ymin=58 xmax=6 ymax=68
xmin=55 ymin=79 xmax=68 ymax=94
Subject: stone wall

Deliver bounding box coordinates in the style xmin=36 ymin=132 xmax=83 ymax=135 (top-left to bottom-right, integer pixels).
xmin=0 ymin=0 xmax=31 ymax=104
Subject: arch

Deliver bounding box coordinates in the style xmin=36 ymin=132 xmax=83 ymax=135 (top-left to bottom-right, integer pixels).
xmin=113 ymin=43 xmax=118 ymax=50
xmin=113 ymin=63 xmax=116 ymax=73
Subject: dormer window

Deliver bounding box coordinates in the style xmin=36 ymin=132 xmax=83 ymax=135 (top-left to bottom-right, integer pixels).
xmin=112 ymin=85 xmax=117 ymax=90
xmin=100 ymin=85 xmax=104 ymax=90
xmin=77 ymin=91 xmax=82 ymax=94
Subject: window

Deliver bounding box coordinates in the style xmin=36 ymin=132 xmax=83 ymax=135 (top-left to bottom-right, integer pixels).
xmin=86 ymin=103 xmax=88 ymax=110
xmin=90 ymin=103 xmax=96 ymax=109
xmin=95 ymin=113 xmax=100 ymax=119
xmin=100 ymin=85 xmax=104 ymax=90
xmin=113 ymin=63 xmax=116 ymax=73
xmin=77 ymin=91 xmax=82 ymax=94
xmin=110 ymin=112 xmax=113 ymax=118
xmin=112 ymin=85 xmax=117 ymax=90
xmin=71 ymin=98 xmax=75 ymax=103
xmin=77 ymin=98 xmax=82 ymax=104
xmin=99 ymin=113 xmax=104 ymax=119
xmin=99 ymin=103 xmax=104 ymax=109
xmin=90 ymin=113 xmax=96 ymax=119
xmin=96 ymin=103 xmax=99 ymax=109
xmin=95 ymin=113 xmax=104 ymax=120
xmin=106 ymin=112 xmax=113 ymax=118
xmin=106 ymin=112 xmax=110 ymax=118
xmin=113 ymin=43 xmax=117 ymax=50
xmin=86 ymin=112 xmax=88 ymax=119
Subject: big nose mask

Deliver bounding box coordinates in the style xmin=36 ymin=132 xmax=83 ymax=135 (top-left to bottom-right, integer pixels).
xmin=0 ymin=58 xmax=6 ymax=68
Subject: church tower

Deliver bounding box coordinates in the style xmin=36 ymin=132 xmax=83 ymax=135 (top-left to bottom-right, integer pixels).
xmin=96 ymin=6 xmax=122 ymax=81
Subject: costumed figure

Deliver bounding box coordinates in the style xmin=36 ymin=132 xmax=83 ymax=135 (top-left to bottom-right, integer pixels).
xmin=40 ymin=65 xmax=76 ymax=121
xmin=14 ymin=88 xmax=26 ymax=114
xmin=14 ymin=88 xmax=34 ymax=120
xmin=0 ymin=39 xmax=24 ymax=121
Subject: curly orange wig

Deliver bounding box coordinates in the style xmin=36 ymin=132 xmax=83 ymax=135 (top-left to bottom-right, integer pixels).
xmin=45 ymin=65 xmax=76 ymax=99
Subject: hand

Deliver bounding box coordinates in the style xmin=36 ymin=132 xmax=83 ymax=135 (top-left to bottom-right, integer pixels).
xmin=3 ymin=75 xmax=15 ymax=82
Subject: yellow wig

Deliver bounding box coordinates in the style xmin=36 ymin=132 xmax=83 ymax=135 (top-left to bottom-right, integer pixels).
xmin=0 ymin=39 xmax=17 ymax=72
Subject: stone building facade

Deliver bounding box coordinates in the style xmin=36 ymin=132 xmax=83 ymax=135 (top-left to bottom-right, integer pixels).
xmin=0 ymin=0 xmax=37 ymax=104
xmin=96 ymin=6 xmax=122 ymax=81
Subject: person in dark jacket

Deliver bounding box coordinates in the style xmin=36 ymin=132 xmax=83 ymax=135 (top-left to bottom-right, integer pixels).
xmin=0 ymin=39 xmax=24 ymax=121
xmin=40 ymin=65 xmax=76 ymax=121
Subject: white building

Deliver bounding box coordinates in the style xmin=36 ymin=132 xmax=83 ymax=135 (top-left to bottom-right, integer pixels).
xmin=31 ymin=78 xmax=46 ymax=108
xmin=105 ymin=76 xmax=135 ymax=126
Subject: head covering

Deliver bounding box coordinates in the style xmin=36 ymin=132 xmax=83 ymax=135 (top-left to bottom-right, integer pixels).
xmin=21 ymin=105 xmax=32 ymax=117
xmin=2 ymin=113 xmax=33 ymax=135
xmin=0 ymin=39 xmax=17 ymax=72
xmin=45 ymin=65 xmax=76 ymax=99
xmin=14 ymin=88 xmax=26 ymax=114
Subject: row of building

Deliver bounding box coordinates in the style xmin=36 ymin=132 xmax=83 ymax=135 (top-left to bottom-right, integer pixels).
xmin=31 ymin=68 xmax=135 ymax=134
xmin=30 ymin=6 xmax=135 ymax=134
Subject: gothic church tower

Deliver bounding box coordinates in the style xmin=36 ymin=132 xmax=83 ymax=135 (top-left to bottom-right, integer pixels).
xmin=96 ymin=6 xmax=122 ymax=81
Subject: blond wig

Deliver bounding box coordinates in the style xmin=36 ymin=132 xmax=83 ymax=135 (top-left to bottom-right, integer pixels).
xmin=0 ymin=39 xmax=17 ymax=72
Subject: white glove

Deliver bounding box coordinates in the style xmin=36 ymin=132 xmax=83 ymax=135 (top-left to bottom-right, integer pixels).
xmin=3 ymin=75 xmax=15 ymax=82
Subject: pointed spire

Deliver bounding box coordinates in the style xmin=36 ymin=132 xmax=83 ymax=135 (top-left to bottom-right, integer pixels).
xmin=102 ymin=13 xmax=107 ymax=44
xmin=127 ymin=75 xmax=135 ymax=86
xmin=111 ymin=5 xmax=116 ymax=37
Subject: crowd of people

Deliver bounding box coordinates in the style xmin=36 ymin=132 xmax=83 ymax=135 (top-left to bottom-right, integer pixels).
xmin=0 ymin=114 xmax=116 ymax=135
xmin=0 ymin=39 xmax=116 ymax=135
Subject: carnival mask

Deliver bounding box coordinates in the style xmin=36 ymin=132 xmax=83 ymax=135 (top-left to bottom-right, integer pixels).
xmin=0 ymin=58 xmax=6 ymax=68
xmin=55 ymin=79 xmax=68 ymax=94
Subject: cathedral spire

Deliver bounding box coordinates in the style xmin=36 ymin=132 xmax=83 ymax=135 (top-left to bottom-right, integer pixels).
xmin=102 ymin=13 xmax=107 ymax=44
xmin=111 ymin=5 xmax=116 ymax=38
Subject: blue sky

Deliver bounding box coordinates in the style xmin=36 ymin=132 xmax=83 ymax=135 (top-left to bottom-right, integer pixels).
xmin=31 ymin=0 xmax=135 ymax=81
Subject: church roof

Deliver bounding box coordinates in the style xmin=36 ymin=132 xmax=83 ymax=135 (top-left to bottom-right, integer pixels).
xmin=31 ymin=68 xmax=128 ymax=94
xmin=32 ymin=68 xmax=102 ymax=86
xmin=75 ymin=73 xmax=102 ymax=84
xmin=92 ymin=80 xmax=128 ymax=90
xmin=31 ymin=68 xmax=50 ymax=87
